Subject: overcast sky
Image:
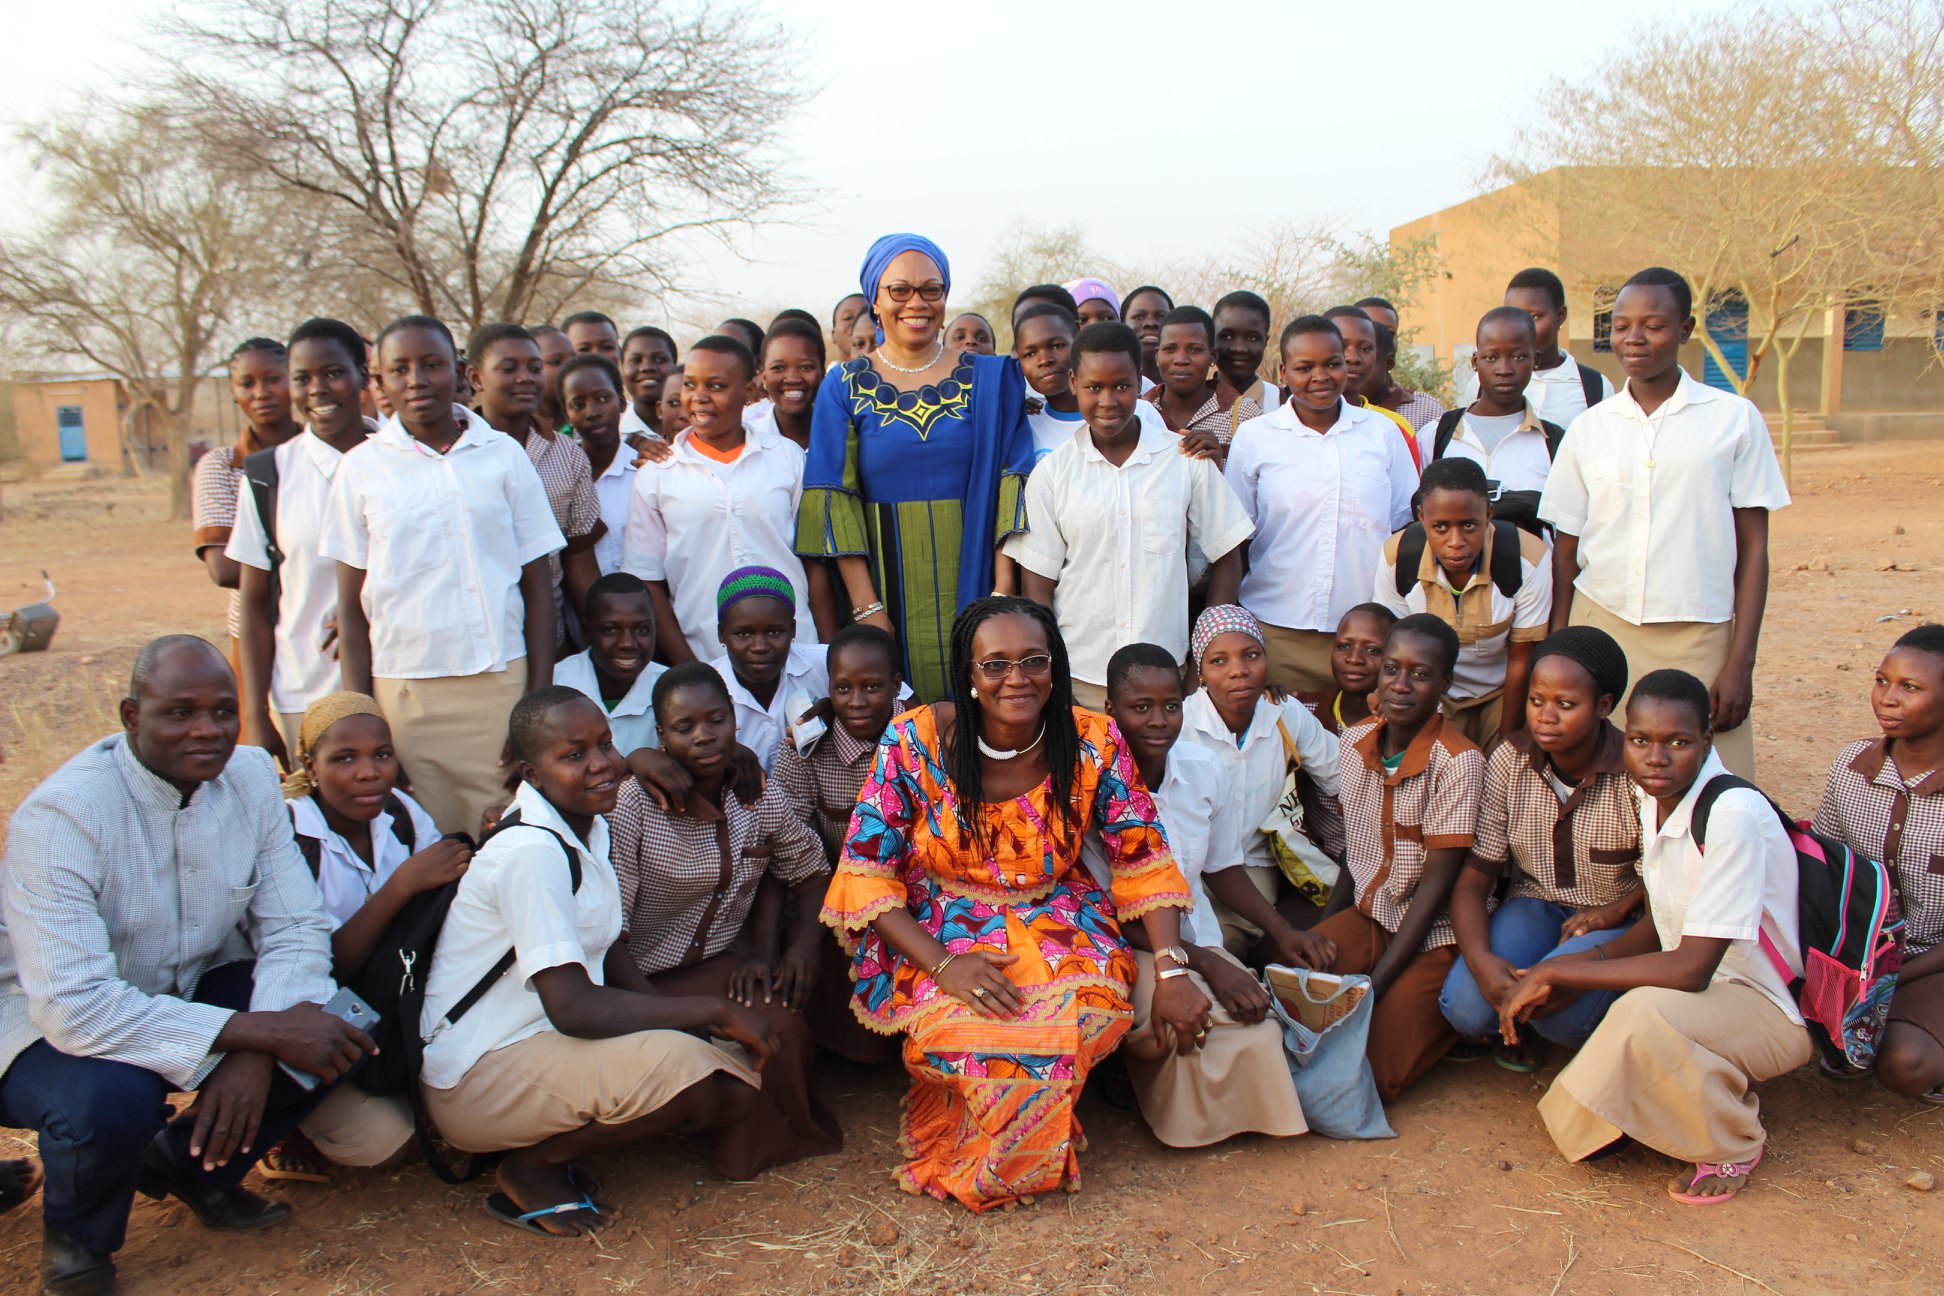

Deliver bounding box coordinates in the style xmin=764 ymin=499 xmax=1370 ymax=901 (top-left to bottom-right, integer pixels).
xmin=1 ymin=0 xmax=1738 ymax=327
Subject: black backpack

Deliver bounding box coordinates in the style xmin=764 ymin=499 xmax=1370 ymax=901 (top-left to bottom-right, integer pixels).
xmin=1574 ymin=361 xmax=1605 ymax=413
xmin=1422 ymin=410 xmax=1567 ymax=538
xmin=344 ymin=810 xmax=581 ymax=1182
xmin=1428 ymin=408 xmax=1567 ymax=464
xmin=289 ymin=792 xmax=417 ymax=878
xmin=241 ymin=446 xmax=284 ymax=623
xmin=1393 ymin=518 xmax=1525 ymax=600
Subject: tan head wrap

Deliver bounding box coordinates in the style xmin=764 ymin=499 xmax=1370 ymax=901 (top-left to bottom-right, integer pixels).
xmin=281 ymin=691 xmax=387 ymax=797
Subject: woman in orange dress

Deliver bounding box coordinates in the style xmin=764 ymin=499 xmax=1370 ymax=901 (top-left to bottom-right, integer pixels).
xmin=822 ymin=597 xmax=1212 ymax=1211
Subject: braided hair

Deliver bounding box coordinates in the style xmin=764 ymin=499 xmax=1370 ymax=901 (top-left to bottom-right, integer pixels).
xmin=944 ymin=596 xmax=1081 ymax=857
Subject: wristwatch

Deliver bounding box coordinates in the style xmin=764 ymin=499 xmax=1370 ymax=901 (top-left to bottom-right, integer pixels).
xmin=1155 ymin=945 xmax=1191 ymax=968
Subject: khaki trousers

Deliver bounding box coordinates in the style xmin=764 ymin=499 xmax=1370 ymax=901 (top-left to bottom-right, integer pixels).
xmin=1311 ymin=907 xmax=1459 ymax=1103
xmin=1442 ymin=690 xmax=1503 ymax=753
xmin=1538 ymin=982 xmax=1812 ymax=1165
xmin=373 ymin=661 xmax=527 ymax=837
xmin=300 ymin=1083 xmax=413 ymax=1168
xmin=1570 ymin=599 xmax=1755 ymax=777
xmin=1257 ymin=623 xmax=1337 ymax=698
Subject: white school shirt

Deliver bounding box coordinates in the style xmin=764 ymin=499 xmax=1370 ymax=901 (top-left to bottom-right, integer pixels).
xmin=1371 ymin=524 xmax=1553 ymax=701
xmin=589 ymin=447 xmax=637 ymax=575
xmin=287 ymin=789 xmax=441 ymax=931
xmin=320 ymin=408 xmax=564 ymax=680
xmin=418 ymin=780 xmax=619 ymax=1089
xmin=618 ymin=404 xmax=660 ymax=442
xmin=1419 ymin=400 xmax=1557 ymax=496
xmin=1026 ymin=399 xmax=1169 ymax=465
xmin=1456 ymin=349 xmax=1614 ymax=427
xmin=225 ymin=430 xmax=361 ymax=714
xmin=1179 ymin=689 xmax=1341 ymax=873
xmin=1638 ymin=750 xmax=1803 ymax=1023
xmin=1006 ymin=421 xmax=1253 ymax=685
xmin=1081 ymin=742 xmax=1240 ymax=949
xmin=621 ymin=427 xmax=816 ymax=661
xmin=554 ymin=648 xmax=665 ymax=755
xmin=1223 ymin=399 xmax=1417 ymax=633
xmin=709 ymin=644 xmax=828 ymax=774
xmin=1538 ymin=370 xmax=1790 ymax=625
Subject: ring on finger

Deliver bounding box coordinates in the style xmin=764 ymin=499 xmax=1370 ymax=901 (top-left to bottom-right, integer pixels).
xmin=970 ymin=986 xmax=987 ymax=1000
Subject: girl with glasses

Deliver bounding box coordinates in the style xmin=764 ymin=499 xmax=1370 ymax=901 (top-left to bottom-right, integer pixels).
xmin=820 ymin=597 xmax=1207 ymax=1211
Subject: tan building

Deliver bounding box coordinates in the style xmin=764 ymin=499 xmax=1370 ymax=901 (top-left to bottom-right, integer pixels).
xmin=11 ymin=371 xmax=241 ymax=471
xmin=1391 ymin=168 xmax=1944 ymax=440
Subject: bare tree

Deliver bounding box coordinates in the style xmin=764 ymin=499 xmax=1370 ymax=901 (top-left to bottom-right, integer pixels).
xmin=1491 ymin=0 xmax=1944 ymax=479
xmin=0 ymin=104 xmax=290 ymax=517
xmin=166 ymin=0 xmax=801 ymax=331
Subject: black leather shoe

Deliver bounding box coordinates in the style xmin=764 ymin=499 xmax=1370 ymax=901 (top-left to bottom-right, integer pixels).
xmin=137 ymin=1141 xmax=292 ymax=1232
xmin=41 ymin=1224 xmax=116 ymax=1296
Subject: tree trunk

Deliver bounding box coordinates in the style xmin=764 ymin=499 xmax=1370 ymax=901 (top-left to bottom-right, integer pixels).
xmin=162 ymin=405 xmax=193 ymax=520
xmin=119 ymin=398 xmax=150 ymax=480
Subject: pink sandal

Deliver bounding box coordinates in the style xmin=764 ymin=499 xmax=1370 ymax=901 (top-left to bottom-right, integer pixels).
xmin=1666 ymin=1149 xmax=1762 ymax=1205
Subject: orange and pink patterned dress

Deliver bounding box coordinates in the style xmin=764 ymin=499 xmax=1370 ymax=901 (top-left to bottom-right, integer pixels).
xmin=821 ymin=706 xmax=1191 ymax=1211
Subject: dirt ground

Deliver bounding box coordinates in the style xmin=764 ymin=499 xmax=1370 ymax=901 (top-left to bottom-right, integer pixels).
xmin=0 ymin=445 xmax=1939 ymax=1295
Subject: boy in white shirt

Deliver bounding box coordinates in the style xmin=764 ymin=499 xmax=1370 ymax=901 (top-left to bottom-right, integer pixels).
xmin=1500 ymin=669 xmax=1809 ymax=1206
xmin=1373 ymin=456 xmax=1552 ymax=748
xmin=1539 ymin=267 xmax=1790 ymax=777
xmin=230 ymin=318 xmax=375 ymax=763
xmin=622 ymin=335 xmax=832 ymax=663
xmin=554 ymin=573 xmax=666 ymax=755
xmin=1455 ymin=267 xmax=1615 ymax=425
xmin=1008 ymin=322 xmax=1254 ymax=711
xmin=419 ymin=687 xmax=772 ymax=1236
xmin=1419 ymin=308 xmax=1566 ymax=512
xmin=1095 ymin=643 xmax=1307 ymax=1148
xmin=320 ymin=315 xmax=564 ymax=837
xmin=706 ymin=568 xmax=828 ymax=774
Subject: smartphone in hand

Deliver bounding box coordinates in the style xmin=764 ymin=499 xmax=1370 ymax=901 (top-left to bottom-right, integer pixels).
xmin=278 ymin=986 xmax=381 ymax=1090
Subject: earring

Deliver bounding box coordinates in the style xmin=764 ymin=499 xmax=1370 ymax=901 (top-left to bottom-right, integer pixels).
xmin=969 ymin=686 xmax=980 ymax=699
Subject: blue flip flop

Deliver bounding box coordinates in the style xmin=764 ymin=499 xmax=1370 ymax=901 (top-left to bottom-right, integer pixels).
xmin=482 ymin=1173 xmax=602 ymax=1243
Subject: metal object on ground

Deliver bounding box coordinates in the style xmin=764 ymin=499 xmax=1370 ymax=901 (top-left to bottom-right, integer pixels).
xmin=0 ymin=572 xmax=59 ymax=657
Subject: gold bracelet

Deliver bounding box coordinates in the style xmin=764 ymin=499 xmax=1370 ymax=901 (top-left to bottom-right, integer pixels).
xmin=930 ymin=951 xmax=958 ymax=979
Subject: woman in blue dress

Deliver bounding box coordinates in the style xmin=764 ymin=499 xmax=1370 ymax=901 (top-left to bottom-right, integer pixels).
xmin=797 ymin=234 xmax=1034 ymax=702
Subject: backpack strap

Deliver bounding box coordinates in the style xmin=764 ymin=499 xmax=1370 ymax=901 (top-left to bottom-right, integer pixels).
xmin=1393 ymin=523 xmax=1427 ymax=598
xmin=1487 ymin=520 xmax=1524 ymax=599
xmin=442 ymin=810 xmax=583 ymax=1030
xmin=284 ymin=803 xmax=324 ymax=878
xmin=241 ymin=445 xmax=284 ymax=622
xmin=1576 ymin=362 xmax=1604 ymax=413
xmin=1431 ymin=408 xmax=1466 ymax=461
xmin=1539 ymin=418 xmax=1567 ymax=461
xmin=1689 ymin=773 xmax=1800 ymax=988
xmin=383 ymin=792 xmax=418 ymax=853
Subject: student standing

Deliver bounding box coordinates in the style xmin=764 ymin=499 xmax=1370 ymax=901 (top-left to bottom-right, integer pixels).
xmin=944 ymin=313 xmax=996 ymax=356
xmin=1427 ymin=308 xmax=1565 ymax=505
xmin=1312 ymin=614 xmax=1485 ymax=1102
xmin=830 ymin=293 xmax=868 ymax=362
xmin=1065 ymin=277 xmax=1122 ymax=327
xmin=756 ymin=318 xmax=826 ymax=453
xmin=1457 ymin=267 xmax=1614 ymax=425
xmin=1225 ymin=316 xmax=1417 ymax=696
xmin=1439 ymin=627 xmax=1642 ymax=1070
xmin=558 ymin=353 xmax=636 ymax=576
xmin=1539 ymin=267 xmax=1789 ymax=777
xmin=531 ymin=324 xmax=574 ymax=434
xmin=419 ymin=688 xmax=772 ymax=1235
xmin=1813 ymin=625 xmax=1944 ymax=1103
xmin=618 ymin=327 xmax=677 ymax=445
xmin=322 ymin=315 xmax=564 ymax=836
xmin=1142 ymin=306 xmax=1241 ymax=464
xmin=1505 ymin=670 xmax=1808 ymax=1206
xmin=469 ymin=324 xmax=605 ymax=647
xmin=562 ymin=310 xmax=620 ymax=358
xmin=1373 ymin=457 xmax=1552 ymax=748
xmin=1014 ymin=303 xmax=1087 ymax=462
xmin=230 ymin=319 xmax=375 ymax=764
xmin=1325 ymin=306 xmax=1422 ymax=468
xmin=193 ymin=338 xmax=302 ymax=741
xmin=1122 ymin=285 xmax=1175 ymax=384
xmin=1211 ymin=291 xmax=1276 ymax=432
xmin=555 ymin=573 xmax=666 ymax=756
xmin=1008 ymin=323 xmax=1253 ymax=711
xmin=624 ymin=335 xmax=830 ymax=663
xmin=1099 ymin=643 xmax=1309 ymax=1148
xmin=1358 ymin=302 xmax=1446 ymax=432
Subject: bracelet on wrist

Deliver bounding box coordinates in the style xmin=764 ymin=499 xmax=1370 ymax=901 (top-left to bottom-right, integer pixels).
xmin=851 ymin=600 xmax=885 ymax=623
xmin=930 ymin=951 xmax=958 ymax=980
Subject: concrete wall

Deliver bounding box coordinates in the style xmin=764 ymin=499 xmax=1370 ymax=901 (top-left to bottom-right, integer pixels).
xmin=11 ymin=378 xmax=125 ymax=469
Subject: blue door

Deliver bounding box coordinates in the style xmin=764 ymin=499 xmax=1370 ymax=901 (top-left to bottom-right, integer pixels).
xmin=56 ymin=406 xmax=87 ymax=462
xmin=1703 ymin=292 xmax=1748 ymax=392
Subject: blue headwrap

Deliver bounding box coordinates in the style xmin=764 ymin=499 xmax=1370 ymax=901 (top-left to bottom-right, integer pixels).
xmin=859 ymin=233 xmax=951 ymax=346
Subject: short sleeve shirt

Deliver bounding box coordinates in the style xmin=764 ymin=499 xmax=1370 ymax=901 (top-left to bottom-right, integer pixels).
xmin=1469 ymin=727 xmax=1642 ymax=909
xmin=192 ymin=446 xmax=246 ymax=639
xmin=1372 ymin=524 xmax=1553 ymax=701
xmin=1339 ymin=714 xmax=1485 ymax=950
xmin=1813 ymin=738 xmax=1944 ymax=956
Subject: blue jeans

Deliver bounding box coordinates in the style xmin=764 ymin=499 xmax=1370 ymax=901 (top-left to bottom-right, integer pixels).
xmin=1439 ymin=896 xmax=1632 ymax=1047
xmin=0 ymin=961 xmax=340 ymax=1255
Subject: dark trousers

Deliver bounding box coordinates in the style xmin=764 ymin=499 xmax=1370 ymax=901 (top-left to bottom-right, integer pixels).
xmin=0 ymin=961 xmax=338 ymax=1255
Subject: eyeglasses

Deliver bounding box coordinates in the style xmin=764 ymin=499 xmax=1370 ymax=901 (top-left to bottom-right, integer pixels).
xmin=971 ymin=654 xmax=1054 ymax=682
xmin=880 ymin=281 xmax=947 ymax=304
